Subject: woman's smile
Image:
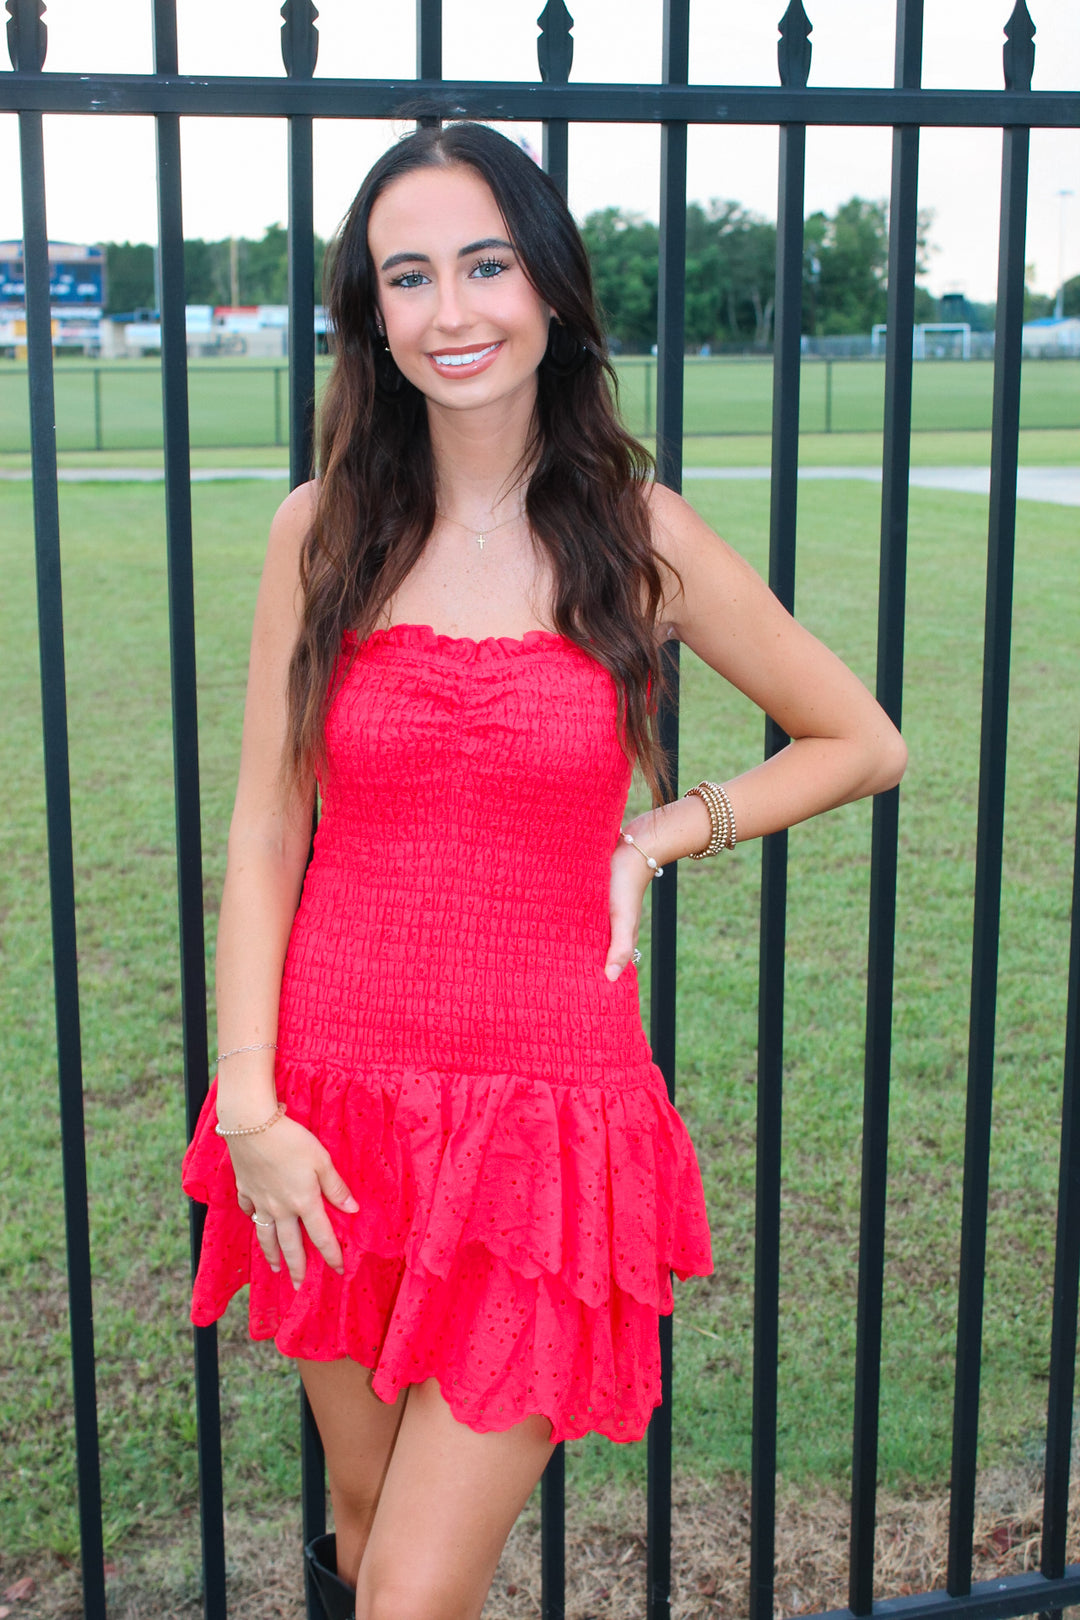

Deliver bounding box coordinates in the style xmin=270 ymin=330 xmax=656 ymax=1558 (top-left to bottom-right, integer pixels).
xmin=426 ymin=340 xmax=504 ymax=377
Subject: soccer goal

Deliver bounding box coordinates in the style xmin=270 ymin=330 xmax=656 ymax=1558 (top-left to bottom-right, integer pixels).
xmin=872 ymin=321 xmax=973 ymax=358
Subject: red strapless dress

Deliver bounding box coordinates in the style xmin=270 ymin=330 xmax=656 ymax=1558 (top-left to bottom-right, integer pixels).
xmin=182 ymin=622 xmax=712 ymax=1443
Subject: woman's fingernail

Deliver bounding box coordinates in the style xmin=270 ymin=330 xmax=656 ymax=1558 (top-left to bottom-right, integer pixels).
xmin=605 ymin=963 xmax=621 ymax=981
xmin=345 ymin=1197 xmax=359 ymax=1212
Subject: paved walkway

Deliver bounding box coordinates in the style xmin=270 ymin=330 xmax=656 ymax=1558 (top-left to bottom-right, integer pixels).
xmin=1 ymin=464 xmax=1078 ymax=505
xmin=682 ymin=465 xmax=1080 ymax=506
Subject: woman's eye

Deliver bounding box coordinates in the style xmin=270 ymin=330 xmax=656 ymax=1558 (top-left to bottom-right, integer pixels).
xmin=390 ymin=270 xmax=428 ymax=289
xmin=471 ymin=259 xmax=508 ymax=279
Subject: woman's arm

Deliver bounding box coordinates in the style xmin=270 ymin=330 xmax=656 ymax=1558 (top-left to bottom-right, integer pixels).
xmin=603 ymin=484 xmax=907 ymax=978
xmin=213 ymin=480 xmax=359 ymax=1283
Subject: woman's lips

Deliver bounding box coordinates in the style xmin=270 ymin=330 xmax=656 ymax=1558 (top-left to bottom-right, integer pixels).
xmin=426 ymin=341 xmax=503 ymax=379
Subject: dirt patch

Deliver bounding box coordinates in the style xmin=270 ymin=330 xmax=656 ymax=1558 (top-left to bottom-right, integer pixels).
xmin=3 ymin=1463 xmax=1077 ymax=1619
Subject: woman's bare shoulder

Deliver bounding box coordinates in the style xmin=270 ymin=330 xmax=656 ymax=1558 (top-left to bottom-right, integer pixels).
xmin=642 ymin=480 xmax=716 ymax=640
xmin=268 ymin=478 xmax=319 ymax=548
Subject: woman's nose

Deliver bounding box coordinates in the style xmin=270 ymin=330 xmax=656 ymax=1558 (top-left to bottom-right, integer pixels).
xmin=432 ymin=276 xmax=468 ymax=332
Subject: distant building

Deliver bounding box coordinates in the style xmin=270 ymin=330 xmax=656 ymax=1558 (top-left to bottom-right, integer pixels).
xmin=1022 ymin=316 xmax=1080 ymax=357
xmin=0 ymin=239 xmax=105 ymax=354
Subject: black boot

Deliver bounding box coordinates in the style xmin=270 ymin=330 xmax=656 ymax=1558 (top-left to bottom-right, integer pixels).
xmin=304 ymin=1532 xmax=356 ymax=1620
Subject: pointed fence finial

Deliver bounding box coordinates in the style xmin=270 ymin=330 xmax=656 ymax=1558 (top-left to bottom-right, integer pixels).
xmin=537 ymin=0 xmax=573 ymax=84
xmin=6 ymin=0 xmax=47 ymax=72
xmin=1003 ymin=0 xmax=1035 ymax=91
xmin=281 ymin=0 xmax=318 ymax=78
xmin=777 ymin=0 xmax=812 ymax=88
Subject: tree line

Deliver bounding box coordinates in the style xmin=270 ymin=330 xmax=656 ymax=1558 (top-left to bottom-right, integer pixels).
xmin=102 ymin=201 xmax=1077 ymax=351
xmin=103 ymin=226 xmax=328 ymax=318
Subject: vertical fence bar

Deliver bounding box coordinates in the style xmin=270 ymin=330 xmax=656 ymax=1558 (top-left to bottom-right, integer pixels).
xmin=537 ymin=1 xmax=572 ymax=197
xmin=92 ymin=364 xmax=103 ymax=450
xmin=283 ymin=0 xmax=318 ymax=493
xmin=647 ymin=5 xmax=688 ymax=1618
xmin=13 ymin=0 xmax=107 ymax=1606
xmin=1041 ymin=740 xmax=1080 ymax=1582
xmin=540 ymin=1451 xmax=565 ymax=1620
xmin=749 ymin=10 xmax=810 ymax=1620
xmin=946 ymin=8 xmax=1033 ymax=1590
xmin=536 ymin=13 xmax=572 ymax=1611
xmin=281 ymin=1 xmax=325 ymax=1586
xmin=152 ymin=5 xmax=226 ymax=1617
xmin=416 ymin=0 xmax=441 ymax=125
xmin=848 ymin=4 xmax=922 ymax=1613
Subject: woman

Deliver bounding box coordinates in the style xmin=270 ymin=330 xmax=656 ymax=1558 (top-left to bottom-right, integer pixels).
xmin=182 ymin=121 xmax=906 ymax=1620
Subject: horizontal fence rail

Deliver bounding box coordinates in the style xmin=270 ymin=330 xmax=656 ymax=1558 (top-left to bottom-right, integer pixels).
xmin=4 ymin=1 xmax=1078 ymax=1618
xmin=2 ymin=73 xmax=1078 ymax=127
xmin=2 ymin=358 xmax=1079 ymax=453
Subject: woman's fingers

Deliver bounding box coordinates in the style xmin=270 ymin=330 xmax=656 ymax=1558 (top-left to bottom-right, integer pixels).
xmin=605 ymin=846 xmax=646 ymax=980
xmin=232 ymin=1127 xmax=358 ymax=1284
xmin=274 ymin=1215 xmax=308 ymax=1289
xmin=319 ymin=1162 xmax=360 ymax=1215
xmin=302 ymin=1205 xmax=346 ymax=1276
xmin=251 ymin=1210 xmax=283 ymax=1274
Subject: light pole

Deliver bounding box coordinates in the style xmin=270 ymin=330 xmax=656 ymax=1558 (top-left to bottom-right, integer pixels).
xmin=1055 ymin=188 xmax=1074 ymax=320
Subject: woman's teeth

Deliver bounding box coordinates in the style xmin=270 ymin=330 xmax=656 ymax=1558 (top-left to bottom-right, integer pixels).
xmin=431 ymin=344 xmax=499 ymax=368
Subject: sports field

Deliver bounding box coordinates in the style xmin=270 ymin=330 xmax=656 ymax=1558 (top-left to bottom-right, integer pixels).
xmin=2 ymin=470 xmax=1077 ymax=1614
xmin=1 ymin=354 xmax=1077 ymax=454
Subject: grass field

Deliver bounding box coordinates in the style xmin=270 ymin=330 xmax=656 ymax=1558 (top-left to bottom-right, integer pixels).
xmin=1 ymin=354 xmax=1078 ymax=454
xmin=1 ymin=476 xmax=1078 ymax=1611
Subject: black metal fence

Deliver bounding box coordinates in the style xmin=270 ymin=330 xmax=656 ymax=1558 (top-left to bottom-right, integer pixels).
xmin=3 ymin=1 xmax=1079 ymax=1618
xmin=3 ymin=355 xmax=1080 ymax=452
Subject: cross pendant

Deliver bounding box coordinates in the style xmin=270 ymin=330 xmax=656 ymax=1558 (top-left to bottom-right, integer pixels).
xmin=476 ymin=533 xmax=486 ymax=550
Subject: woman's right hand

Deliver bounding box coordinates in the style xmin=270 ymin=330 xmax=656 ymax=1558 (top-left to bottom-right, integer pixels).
xmin=229 ymin=1116 xmax=360 ymax=1288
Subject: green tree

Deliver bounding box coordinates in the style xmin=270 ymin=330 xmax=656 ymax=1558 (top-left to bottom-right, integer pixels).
xmin=804 ymin=198 xmax=889 ymax=335
xmin=581 ymin=208 xmax=658 ymax=352
xmin=103 ymin=242 xmax=155 ymax=314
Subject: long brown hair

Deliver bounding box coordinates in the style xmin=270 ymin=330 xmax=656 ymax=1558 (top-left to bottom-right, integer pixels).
xmin=287 ymin=122 xmax=680 ymax=804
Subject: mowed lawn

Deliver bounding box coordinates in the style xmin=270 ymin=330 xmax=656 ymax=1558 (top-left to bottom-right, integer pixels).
xmin=1 ymin=476 xmax=1077 ymax=1566
xmin=1 ymin=354 xmax=1078 ymax=453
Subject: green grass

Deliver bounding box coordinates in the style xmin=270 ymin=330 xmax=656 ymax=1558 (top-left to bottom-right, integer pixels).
xmin=1 ymin=354 xmax=1077 ymax=454
xmin=615 ymin=355 xmax=1080 ymax=438
xmin=1 ymin=477 xmax=1077 ymax=1561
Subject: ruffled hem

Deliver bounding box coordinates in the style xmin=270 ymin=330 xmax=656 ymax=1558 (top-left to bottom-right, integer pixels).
xmin=181 ymin=1057 xmax=713 ymax=1443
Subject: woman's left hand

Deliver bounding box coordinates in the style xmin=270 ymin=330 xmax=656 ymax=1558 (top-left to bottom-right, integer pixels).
xmin=604 ymin=834 xmax=656 ymax=980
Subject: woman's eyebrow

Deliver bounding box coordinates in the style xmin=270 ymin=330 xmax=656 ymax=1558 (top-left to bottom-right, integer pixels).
xmin=380 ymin=237 xmax=515 ymax=272
xmin=381 ymin=250 xmax=430 ymax=271
xmin=458 ymin=237 xmax=514 ymax=257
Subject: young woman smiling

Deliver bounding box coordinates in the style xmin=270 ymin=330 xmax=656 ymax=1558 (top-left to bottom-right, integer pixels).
xmin=182 ymin=121 xmax=906 ymax=1620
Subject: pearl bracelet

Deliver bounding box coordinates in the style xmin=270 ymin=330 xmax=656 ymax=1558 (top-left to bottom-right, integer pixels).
xmin=214 ymin=1101 xmax=287 ymax=1139
xmin=618 ymin=829 xmax=664 ymax=878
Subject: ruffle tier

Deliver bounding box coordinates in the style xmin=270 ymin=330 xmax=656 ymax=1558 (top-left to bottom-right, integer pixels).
xmin=181 ymin=1058 xmax=713 ymax=1443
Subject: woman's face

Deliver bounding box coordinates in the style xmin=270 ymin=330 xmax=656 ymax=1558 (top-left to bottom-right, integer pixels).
xmin=366 ymin=163 xmax=554 ymax=417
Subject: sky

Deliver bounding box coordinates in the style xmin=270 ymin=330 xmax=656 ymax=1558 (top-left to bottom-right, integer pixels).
xmin=1 ymin=0 xmax=1077 ymax=304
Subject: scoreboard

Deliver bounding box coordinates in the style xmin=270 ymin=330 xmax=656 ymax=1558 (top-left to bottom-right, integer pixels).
xmin=0 ymin=241 xmax=105 ymax=308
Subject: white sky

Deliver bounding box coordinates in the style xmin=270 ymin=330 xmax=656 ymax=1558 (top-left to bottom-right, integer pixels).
xmin=0 ymin=0 xmax=1077 ymax=303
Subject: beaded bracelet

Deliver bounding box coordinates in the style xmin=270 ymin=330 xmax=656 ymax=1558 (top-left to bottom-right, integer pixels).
xmin=214 ymin=1101 xmax=287 ymax=1139
xmin=684 ymin=780 xmax=737 ymax=858
xmin=618 ymin=829 xmax=664 ymax=878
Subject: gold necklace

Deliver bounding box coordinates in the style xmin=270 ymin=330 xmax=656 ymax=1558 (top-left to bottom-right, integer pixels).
xmin=436 ymin=505 xmax=525 ymax=551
